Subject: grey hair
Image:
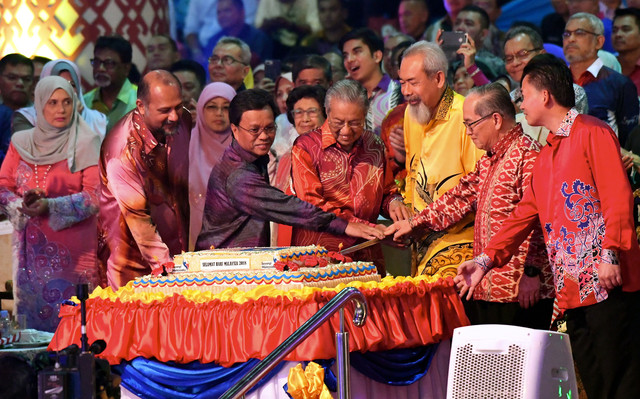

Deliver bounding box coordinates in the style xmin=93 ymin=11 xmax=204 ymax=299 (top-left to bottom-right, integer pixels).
xmin=402 ymin=40 xmax=448 ymax=76
xmin=568 ymin=12 xmax=605 ymax=35
xmin=325 ymin=79 xmax=369 ymax=114
xmin=468 ymin=82 xmax=516 ymax=121
xmin=214 ymin=36 xmax=251 ymax=65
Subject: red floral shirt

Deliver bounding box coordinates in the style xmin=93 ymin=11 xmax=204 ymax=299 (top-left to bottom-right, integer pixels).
xmin=411 ymin=124 xmax=554 ymax=302
xmin=478 ymin=110 xmax=640 ymax=311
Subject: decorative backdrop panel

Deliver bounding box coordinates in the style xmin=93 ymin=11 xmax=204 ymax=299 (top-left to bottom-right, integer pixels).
xmin=0 ymin=0 xmax=169 ymax=86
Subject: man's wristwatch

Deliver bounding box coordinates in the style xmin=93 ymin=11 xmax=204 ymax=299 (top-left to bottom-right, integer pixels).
xmin=523 ymin=266 xmax=541 ymax=277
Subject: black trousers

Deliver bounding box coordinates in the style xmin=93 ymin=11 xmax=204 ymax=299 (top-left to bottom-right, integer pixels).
xmin=565 ymin=289 xmax=640 ymax=399
xmin=463 ymin=298 xmax=555 ymax=330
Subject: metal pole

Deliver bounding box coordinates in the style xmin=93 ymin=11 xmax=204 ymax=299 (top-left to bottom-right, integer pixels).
xmin=220 ymin=287 xmax=367 ymax=399
xmin=336 ymin=307 xmax=351 ymax=399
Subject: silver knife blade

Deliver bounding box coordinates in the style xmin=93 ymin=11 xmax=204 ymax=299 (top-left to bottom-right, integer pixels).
xmin=340 ymin=238 xmax=381 ymax=255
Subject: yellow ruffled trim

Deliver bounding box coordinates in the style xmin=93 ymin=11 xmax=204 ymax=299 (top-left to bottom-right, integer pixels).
xmin=79 ymin=274 xmax=446 ymax=305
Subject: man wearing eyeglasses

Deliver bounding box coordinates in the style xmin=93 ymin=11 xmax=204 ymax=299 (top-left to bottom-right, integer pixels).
xmin=455 ymin=53 xmax=640 ymax=399
xmin=398 ymin=41 xmax=484 ymax=278
xmin=208 ymin=37 xmax=251 ymax=92
xmin=0 ymin=53 xmax=33 ymax=164
xmin=386 ymin=82 xmax=554 ymax=328
xmin=99 ymin=70 xmax=191 ymax=289
xmin=289 ymin=80 xmax=411 ymax=275
xmin=195 ymin=88 xmax=385 ymax=250
xmin=564 ymin=12 xmax=639 ymax=147
xmin=84 ymin=35 xmax=138 ymax=133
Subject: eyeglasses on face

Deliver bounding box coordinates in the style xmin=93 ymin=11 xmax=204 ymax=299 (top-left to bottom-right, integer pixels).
xmin=209 ymin=55 xmax=246 ymax=66
xmin=1 ymin=74 xmax=33 ymax=84
xmin=90 ymin=58 xmax=119 ymax=69
xmin=463 ymin=113 xmax=493 ymax=130
xmin=328 ymin=119 xmax=365 ymax=131
xmin=291 ymin=108 xmax=320 ymax=118
xmin=504 ymin=48 xmax=542 ymax=64
xmin=562 ymin=29 xmax=600 ymax=39
xmin=235 ymin=123 xmax=277 ymax=136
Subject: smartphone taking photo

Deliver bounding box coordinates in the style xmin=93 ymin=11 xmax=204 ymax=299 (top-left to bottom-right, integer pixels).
xmin=440 ymin=31 xmax=467 ymax=63
xmin=264 ymin=59 xmax=282 ymax=81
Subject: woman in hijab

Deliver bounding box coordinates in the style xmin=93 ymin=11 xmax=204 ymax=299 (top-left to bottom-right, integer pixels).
xmin=0 ymin=76 xmax=102 ymax=332
xmin=13 ymin=59 xmax=108 ymax=138
xmin=188 ymin=82 xmax=236 ymax=250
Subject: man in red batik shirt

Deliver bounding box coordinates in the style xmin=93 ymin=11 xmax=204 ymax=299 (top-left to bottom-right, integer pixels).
xmin=455 ymin=54 xmax=640 ymax=399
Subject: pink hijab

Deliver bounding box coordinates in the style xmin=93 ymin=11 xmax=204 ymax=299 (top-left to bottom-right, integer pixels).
xmin=188 ymin=82 xmax=236 ymax=249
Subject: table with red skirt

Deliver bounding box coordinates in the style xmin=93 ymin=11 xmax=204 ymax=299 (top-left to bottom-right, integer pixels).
xmin=49 ymin=275 xmax=469 ymax=398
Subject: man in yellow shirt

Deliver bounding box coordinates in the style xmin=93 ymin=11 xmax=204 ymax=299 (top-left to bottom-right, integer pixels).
xmin=398 ymin=41 xmax=484 ymax=277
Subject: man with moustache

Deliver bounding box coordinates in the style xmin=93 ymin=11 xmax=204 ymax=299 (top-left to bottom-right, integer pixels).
xmin=398 ymin=41 xmax=484 ymax=278
xmin=564 ymin=12 xmax=638 ymax=146
xmin=195 ymin=89 xmax=385 ymax=250
xmin=208 ymin=37 xmax=251 ymax=92
xmin=84 ymin=36 xmax=138 ymax=132
xmin=99 ymin=70 xmax=190 ymax=289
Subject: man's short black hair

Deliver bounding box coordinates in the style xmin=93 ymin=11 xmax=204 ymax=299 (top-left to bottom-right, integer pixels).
xmin=229 ymin=89 xmax=279 ymax=126
xmin=95 ymin=35 xmax=133 ymax=64
xmin=521 ymin=53 xmax=575 ymax=108
xmin=614 ymin=7 xmax=640 ymax=31
xmin=286 ymin=85 xmax=327 ymax=124
xmin=31 ymin=55 xmax=52 ymax=66
xmin=170 ymin=59 xmax=207 ymax=88
xmin=0 ymin=53 xmax=33 ymax=75
xmin=339 ymin=28 xmax=384 ymax=56
xmin=292 ymin=55 xmax=332 ymax=83
xmin=459 ymin=5 xmax=491 ymax=30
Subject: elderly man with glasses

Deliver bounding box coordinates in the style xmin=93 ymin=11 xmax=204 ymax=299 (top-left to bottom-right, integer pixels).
xmin=564 ymin=12 xmax=639 ymax=147
xmin=386 ymin=82 xmax=555 ymax=328
xmin=289 ymin=80 xmax=410 ymax=276
xmin=84 ymin=35 xmax=138 ymax=133
xmin=208 ymin=37 xmax=251 ymax=92
xmin=195 ymin=88 xmax=385 ymax=250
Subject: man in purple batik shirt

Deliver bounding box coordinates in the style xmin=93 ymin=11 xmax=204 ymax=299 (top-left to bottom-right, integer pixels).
xmin=195 ymin=89 xmax=385 ymax=249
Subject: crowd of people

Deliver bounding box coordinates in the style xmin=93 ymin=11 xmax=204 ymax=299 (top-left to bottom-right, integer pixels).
xmin=1 ymin=0 xmax=640 ymax=397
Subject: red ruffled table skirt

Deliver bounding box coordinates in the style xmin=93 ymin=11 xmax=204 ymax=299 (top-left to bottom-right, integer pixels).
xmin=49 ymin=276 xmax=469 ymax=366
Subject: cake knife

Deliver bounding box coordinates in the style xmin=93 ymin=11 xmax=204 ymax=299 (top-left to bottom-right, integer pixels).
xmin=339 ymin=238 xmax=381 ymax=255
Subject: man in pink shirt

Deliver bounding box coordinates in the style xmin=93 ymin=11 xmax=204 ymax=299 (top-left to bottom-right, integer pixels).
xmin=99 ymin=70 xmax=190 ymax=289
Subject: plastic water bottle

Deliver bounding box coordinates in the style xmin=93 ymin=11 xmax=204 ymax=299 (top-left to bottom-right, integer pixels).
xmin=0 ymin=310 xmax=10 ymax=338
